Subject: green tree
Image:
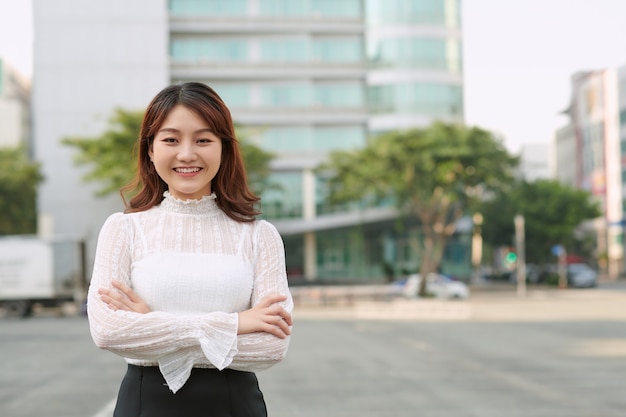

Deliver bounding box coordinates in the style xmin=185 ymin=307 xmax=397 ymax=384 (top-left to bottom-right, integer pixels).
xmin=63 ymin=109 xmax=143 ymax=197
xmin=63 ymin=109 xmax=275 ymax=198
xmin=0 ymin=146 xmax=44 ymax=235
xmin=321 ymin=121 xmax=518 ymax=294
xmin=481 ymin=179 xmax=601 ymax=264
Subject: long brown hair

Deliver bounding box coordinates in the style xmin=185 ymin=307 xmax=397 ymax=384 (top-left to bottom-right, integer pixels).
xmin=121 ymin=82 xmax=260 ymax=221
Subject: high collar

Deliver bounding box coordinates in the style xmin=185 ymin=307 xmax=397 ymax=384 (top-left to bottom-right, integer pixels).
xmin=159 ymin=191 xmax=220 ymax=215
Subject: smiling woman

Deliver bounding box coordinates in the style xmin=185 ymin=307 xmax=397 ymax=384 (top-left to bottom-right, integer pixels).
xmin=87 ymin=82 xmax=293 ymax=417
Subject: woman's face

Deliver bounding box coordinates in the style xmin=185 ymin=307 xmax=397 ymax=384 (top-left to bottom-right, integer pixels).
xmin=149 ymin=104 xmax=222 ymax=200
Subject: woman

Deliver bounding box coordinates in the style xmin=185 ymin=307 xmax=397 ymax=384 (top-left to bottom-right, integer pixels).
xmin=87 ymin=82 xmax=293 ymax=417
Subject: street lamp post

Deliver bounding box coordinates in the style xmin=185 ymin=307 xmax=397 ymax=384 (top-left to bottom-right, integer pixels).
xmin=514 ymin=214 xmax=526 ymax=296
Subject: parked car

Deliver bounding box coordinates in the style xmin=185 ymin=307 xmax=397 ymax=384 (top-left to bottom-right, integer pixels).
xmin=567 ymin=263 xmax=597 ymax=288
xmin=391 ymin=273 xmax=470 ymax=299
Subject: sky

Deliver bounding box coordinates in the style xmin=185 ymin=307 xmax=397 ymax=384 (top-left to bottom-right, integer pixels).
xmin=1 ymin=0 xmax=626 ymax=153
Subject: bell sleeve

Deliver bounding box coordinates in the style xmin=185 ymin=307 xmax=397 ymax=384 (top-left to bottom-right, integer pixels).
xmin=229 ymin=220 xmax=294 ymax=372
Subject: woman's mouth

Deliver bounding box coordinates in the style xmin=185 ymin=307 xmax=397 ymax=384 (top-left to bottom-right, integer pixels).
xmin=174 ymin=167 xmax=201 ymax=174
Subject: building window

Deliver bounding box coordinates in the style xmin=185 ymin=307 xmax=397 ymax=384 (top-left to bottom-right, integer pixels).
xmin=260 ymin=171 xmax=303 ymax=219
xmin=256 ymin=125 xmax=365 ymax=154
xmin=259 ymin=0 xmax=361 ymax=17
xmin=260 ymin=38 xmax=363 ymax=63
xmin=170 ymin=38 xmax=248 ymax=62
xmin=368 ymin=37 xmax=460 ymax=72
xmin=368 ymin=82 xmax=463 ymax=117
xmin=169 ymin=0 xmax=247 ymax=15
xmin=366 ymin=0 xmax=459 ymax=26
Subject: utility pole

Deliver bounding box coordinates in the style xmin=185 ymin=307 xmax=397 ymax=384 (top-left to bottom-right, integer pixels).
xmin=514 ymin=214 xmax=526 ymax=296
xmin=471 ymin=213 xmax=484 ymax=284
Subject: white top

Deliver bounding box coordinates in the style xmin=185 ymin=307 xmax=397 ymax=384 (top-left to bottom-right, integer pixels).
xmin=87 ymin=192 xmax=293 ymax=393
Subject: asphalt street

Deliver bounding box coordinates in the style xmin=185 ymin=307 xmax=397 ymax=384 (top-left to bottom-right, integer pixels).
xmin=1 ymin=286 xmax=625 ymax=417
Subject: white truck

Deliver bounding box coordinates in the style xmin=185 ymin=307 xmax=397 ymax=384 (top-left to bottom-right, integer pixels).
xmin=0 ymin=236 xmax=86 ymax=317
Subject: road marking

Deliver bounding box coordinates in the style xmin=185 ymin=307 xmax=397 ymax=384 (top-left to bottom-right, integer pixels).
xmin=92 ymin=397 xmax=116 ymax=417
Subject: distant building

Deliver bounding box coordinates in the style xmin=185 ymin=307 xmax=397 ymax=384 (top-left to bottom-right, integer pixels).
xmin=518 ymin=142 xmax=551 ymax=182
xmin=553 ymin=123 xmax=576 ymax=186
xmin=0 ymin=58 xmax=31 ymax=151
xmin=554 ymin=66 xmax=626 ymax=278
xmin=33 ymin=0 xmax=467 ymax=281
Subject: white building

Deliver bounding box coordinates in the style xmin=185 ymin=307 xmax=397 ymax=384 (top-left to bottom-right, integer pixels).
xmin=33 ymin=0 xmax=168 ymax=262
xmin=0 ymin=58 xmax=30 ymax=150
xmin=518 ymin=142 xmax=551 ymax=182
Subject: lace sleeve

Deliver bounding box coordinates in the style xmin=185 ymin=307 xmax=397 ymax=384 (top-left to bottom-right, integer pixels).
xmin=229 ymin=220 xmax=294 ymax=372
xmin=87 ymin=213 xmax=239 ymax=393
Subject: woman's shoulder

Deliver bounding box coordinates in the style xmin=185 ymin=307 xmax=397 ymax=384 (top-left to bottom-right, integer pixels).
xmin=252 ymin=219 xmax=282 ymax=241
xmin=100 ymin=208 xmax=153 ymax=230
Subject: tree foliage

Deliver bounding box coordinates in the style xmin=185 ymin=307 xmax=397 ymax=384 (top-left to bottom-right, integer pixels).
xmin=480 ymin=179 xmax=601 ymax=264
xmin=0 ymin=146 xmax=44 ymax=235
xmin=321 ymin=121 xmax=518 ymax=292
xmin=63 ymin=109 xmax=143 ymax=197
xmin=63 ymin=108 xmax=275 ymax=198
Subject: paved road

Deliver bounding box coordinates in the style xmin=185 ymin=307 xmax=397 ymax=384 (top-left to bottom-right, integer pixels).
xmin=1 ymin=288 xmax=625 ymax=417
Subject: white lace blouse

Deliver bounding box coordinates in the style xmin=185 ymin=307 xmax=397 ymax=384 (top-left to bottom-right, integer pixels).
xmin=87 ymin=192 xmax=293 ymax=393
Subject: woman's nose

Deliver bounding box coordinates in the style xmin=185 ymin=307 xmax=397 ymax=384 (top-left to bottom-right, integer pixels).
xmin=177 ymin=142 xmax=196 ymax=161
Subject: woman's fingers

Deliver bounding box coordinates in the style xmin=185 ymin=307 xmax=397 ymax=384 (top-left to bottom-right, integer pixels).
xmin=258 ymin=294 xmax=287 ymax=308
xmin=237 ymin=294 xmax=292 ymax=337
xmin=98 ymin=289 xmax=126 ymax=311
xmin=98 ymin=281 xmax=151 ymax=313
xmin=112 ymin=280 xmax=140 ymax=302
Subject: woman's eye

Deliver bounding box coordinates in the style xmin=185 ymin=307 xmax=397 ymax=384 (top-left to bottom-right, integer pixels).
xmin=197 ymin=138 xmax=211 ymax=144
xmin=162 ymin=138 xmax=177 ymax=143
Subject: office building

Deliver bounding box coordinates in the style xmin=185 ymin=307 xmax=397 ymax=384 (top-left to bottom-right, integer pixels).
xmin=33 ymin=0 xmax=465 ymax=280
xmin=555 ymin=66 xmax=626 ymax=278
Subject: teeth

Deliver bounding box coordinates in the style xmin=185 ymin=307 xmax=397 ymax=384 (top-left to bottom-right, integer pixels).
xmin=175 ymin=167 xmax=200 ymax=173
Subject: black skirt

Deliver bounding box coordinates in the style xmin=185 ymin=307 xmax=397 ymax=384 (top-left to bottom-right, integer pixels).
xmin=113 ymin=364 xmax=267 ymax=417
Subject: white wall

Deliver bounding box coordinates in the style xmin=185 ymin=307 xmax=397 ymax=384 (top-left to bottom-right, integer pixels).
xmin=0 ymin=98 xmax=22 ymax=147
xmin=33 ymin=0 xmax=169 ymax=271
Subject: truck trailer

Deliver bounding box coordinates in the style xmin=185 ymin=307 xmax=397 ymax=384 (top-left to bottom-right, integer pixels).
xmin=0 ymin=236 xmax=86 ymax=317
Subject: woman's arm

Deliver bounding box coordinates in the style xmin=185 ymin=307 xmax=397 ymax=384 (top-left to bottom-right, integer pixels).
xmin=230 ymin=220 xmax=294 ymax=371
xmin=87 ymin=214 xmax=239 ymax=392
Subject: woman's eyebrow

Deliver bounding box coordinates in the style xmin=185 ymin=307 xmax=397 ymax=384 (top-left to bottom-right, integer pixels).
xmin=157 ymin=127 xmax=213 ymax=134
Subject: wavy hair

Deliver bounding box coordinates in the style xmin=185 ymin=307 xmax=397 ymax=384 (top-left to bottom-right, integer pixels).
xmin=121 ymin=82 xmax=260 ymax=221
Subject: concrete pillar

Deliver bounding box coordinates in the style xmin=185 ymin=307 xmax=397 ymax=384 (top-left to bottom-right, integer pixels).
xmin=302 ymin=169 xmax=317 ymax=280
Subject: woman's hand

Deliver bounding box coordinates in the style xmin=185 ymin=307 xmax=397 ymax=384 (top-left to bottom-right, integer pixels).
xmin=238 ymin=294 xmax=292 ymax=339
xmin=98 ymin=280 xmax=151 ymax=314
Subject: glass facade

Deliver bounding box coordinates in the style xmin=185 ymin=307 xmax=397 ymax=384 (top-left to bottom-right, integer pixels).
xmin=368 ymin=82 xmax=462 ymax=117
xmin=170 ymin=0 xmax=247 ymax=16
xmin=365 ymin=0 xmax=459 ymax=26
xmin=257 ymin=126 xmax=365 ymax=154
xmin=167 ymin=0 xmax=467 ymax=282
xmin=170 ymin=0 xmax=362 ymax=17
xmin=171 ymin=37 xmax=362 ymax=64
xmin=261 ymin=171 xmax=303 ymax=218
xmin=368 ymin=37 xmax=461 ymax=72
xmin=206 ymin=82 xmax=364 ymax=109
xmin=260 ymin=0 xmax=361 ymax=17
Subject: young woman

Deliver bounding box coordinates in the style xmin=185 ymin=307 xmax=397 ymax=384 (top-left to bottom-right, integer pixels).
xmin=87 ymin=82 xmax=293 ymax=417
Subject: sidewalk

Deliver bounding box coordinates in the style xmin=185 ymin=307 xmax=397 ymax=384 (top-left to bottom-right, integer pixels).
xmin=292 ymin=285 xmax=626 ymax=322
